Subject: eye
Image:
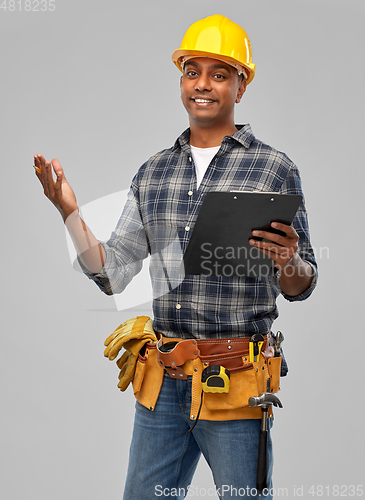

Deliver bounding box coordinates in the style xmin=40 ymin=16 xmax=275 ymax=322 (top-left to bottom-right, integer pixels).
xmin=213 ymin=73 xmax=226 ymax=80
xmin=186 ymin=70 xmax=198 ymax=77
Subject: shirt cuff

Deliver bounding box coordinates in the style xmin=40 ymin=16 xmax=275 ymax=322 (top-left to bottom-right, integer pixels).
xmin=76 ymin=241 xmax=112 ymax=281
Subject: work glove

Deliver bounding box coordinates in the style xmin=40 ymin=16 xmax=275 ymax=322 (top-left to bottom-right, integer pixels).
xmin=104 ymin=316 xmax=157 ymax=391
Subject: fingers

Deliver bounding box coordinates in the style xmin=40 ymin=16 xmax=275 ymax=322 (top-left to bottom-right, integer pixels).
xmin=33 ymin=154 xmax=59 ymax=199
xmin=251 ymin=241 xmax=296 ymax=269
xmin=34 ymin=154 xmax=47 ymax=186
xmin=51 ymin=158 xmax=64 ymax=180
xmin=250 ymin=223 xmax=298 ymax=247
xmin=34 ymin=154 xmax=46 ymax=189
xmin=33 ymin=154 xmax=42 ymax=175
xmin=33 ymin=161 xmax=42 ymax=179
xmin=249 ymin=222 xmax=299 ymax=267
xmin=271 ymin=222 xmax=298 ymax=239
xmin=42 ymin=160 xmax=55 ymax=199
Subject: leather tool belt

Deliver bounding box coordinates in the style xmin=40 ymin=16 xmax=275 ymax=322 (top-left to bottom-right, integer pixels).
xmin=156 ymin=335 xmax=272 ymax=380
xmin=132 ymin=333 xmax=282 ymax=421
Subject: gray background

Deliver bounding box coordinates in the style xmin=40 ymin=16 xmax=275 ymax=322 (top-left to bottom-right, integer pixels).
xmin=1 ymin=0 xmax=364 ymax=498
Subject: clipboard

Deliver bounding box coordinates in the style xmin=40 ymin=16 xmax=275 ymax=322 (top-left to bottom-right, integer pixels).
xmin=183 ymin=191 xmax=302 ymax=278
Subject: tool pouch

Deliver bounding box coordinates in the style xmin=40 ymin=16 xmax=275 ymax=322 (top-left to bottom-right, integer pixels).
xmin=201 ymin=362 xmax=258 ymax=411
xmin=132 ymin=342 xmax=164 ymax=411
xmin=199 ymin=351 xmax=282 ymax=413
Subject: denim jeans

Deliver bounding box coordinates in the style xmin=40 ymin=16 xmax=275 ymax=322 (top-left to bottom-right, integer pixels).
xmin=123 ymin=374 xmax=273 ymax=500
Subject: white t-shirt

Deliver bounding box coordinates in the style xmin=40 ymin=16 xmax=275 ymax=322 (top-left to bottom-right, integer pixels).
xmin=190 ymin=145 xmax=220 ymax=188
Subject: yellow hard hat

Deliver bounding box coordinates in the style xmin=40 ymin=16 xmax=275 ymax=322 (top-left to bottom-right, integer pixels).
xmin=172 ymin=15 xmax=256 ymax=85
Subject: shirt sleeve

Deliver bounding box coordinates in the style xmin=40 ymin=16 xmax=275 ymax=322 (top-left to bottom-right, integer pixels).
xmin=78 ymin=183 xmax=149 ymax=295
xmin=272 ymin=161 xmax=318 ymax=301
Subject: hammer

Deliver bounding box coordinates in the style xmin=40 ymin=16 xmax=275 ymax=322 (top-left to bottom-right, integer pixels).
xmin=249 ymin=392 xmax=283 ymax=493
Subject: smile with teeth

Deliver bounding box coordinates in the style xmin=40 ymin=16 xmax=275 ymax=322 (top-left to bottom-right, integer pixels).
xmin=193 ymin=98 xmax=215 ymax=103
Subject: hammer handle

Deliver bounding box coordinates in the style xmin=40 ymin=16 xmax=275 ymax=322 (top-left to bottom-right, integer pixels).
xmin=256 ymin=429 xmax=268 ymax=493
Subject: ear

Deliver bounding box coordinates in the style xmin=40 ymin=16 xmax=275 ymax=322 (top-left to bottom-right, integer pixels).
xmin=235 ymin=80 xmax=247 ymax=104
xmin=180 ymin=75 xmax=183 ymax=88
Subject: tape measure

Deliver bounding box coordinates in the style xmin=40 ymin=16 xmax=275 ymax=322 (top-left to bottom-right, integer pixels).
xmin=201 ymin=365 xmax=230 ymax=393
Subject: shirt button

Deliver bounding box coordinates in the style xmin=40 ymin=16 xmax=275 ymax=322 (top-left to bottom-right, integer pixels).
xmin=188 ymin=190 xmax=193 ymax=196
xmin=176 ymin=303 xmax=181 ymax=310
xmin=189 ymin=157 xmax=192 ymax=162
xmin=185 ymin=226 xmax=190 ymax=231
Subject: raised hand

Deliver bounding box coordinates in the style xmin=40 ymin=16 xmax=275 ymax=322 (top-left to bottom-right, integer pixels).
xmin=34 ymin=154 xmax=78 ymax=222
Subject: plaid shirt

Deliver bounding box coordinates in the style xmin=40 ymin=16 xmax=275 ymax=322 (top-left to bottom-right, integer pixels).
xmin=83 ymin=124 xmax=317 ymax=339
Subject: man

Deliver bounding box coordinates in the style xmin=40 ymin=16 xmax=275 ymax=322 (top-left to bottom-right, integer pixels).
xmin=34 ymin=15 xmax=317 ymax=500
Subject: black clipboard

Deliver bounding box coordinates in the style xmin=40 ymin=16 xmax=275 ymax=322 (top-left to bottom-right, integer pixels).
xmin=183 ymin=191 xmax=302 ymax=278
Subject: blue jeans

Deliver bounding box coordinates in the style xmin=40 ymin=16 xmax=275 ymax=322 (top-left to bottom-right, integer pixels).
xmin=123 ymin=375 xmax=273 ymax=500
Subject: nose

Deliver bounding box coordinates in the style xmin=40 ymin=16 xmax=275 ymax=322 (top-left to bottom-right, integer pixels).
xmin=195 ymin=72 xmax=212 ymax=92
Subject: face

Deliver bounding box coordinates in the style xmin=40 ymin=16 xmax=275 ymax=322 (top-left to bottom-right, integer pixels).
xmin=179 ymin=57 xmax=246 ymax=128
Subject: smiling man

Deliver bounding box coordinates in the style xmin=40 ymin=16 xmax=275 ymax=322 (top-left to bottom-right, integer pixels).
xmin=34 ymin=14 xmax=317 ymax=500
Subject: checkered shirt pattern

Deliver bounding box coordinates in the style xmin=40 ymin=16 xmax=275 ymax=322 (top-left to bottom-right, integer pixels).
xmin=82 ymin=124 xmax=318 ymax=339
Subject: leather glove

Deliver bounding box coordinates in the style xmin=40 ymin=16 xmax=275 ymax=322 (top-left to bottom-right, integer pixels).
xmin=115 ymin=351 xmax=136 ymax=392
xmin=104 ymin=316 xmax=156 ymax=360
xmin=104 ymin=316 xmax=157 ymax=391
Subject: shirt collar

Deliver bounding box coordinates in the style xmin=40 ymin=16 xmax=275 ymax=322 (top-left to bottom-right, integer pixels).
xmin=173 ymin=124 xmax=255 ymax=152
xmin=230 ymin=124 xmax=255 ymax=148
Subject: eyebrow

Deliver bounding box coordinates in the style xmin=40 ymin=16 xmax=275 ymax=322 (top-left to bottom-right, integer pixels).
xmin=185 ymin=61 xmax=232 ymax=73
